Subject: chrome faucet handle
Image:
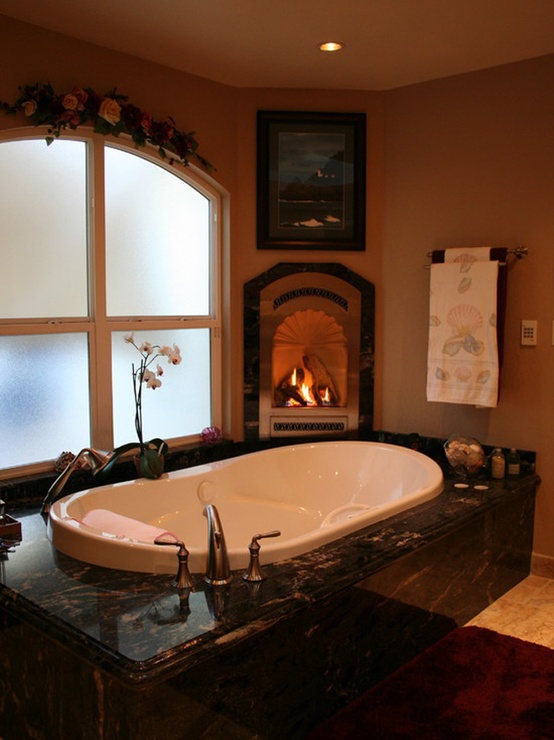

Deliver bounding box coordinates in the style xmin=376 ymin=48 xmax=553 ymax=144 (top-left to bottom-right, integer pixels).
xmin=154 ymin=538 xmax=194 ymax=591
xmin=242 ymin=530 xmax=281 ymax=582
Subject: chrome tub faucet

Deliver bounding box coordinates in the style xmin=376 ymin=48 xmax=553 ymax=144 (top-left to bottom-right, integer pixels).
xmin=203 ymin=503 xmax=232 ymax=585
xmin=41 ymin=448 xmax=116 ymax=516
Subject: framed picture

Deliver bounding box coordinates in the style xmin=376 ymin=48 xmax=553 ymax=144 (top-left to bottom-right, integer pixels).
xmin=257 ymin=110 xmax=366 ymax=250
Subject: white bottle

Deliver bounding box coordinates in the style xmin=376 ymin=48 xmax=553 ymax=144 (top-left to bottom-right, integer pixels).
xmin=491 ymin=448 xmax=505 ymax=479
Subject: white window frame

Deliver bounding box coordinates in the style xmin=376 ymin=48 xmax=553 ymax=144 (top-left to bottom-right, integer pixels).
xmin=0 ymin=128 xmax=222 ymax=478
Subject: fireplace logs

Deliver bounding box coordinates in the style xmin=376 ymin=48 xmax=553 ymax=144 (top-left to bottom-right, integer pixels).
xmin=303 ymin=354 xmax=339 ymax=405
xmin=274 ymin=354 xmax=339 ymax=407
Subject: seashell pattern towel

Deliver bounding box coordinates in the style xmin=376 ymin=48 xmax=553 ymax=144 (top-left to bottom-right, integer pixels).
xmin=427 ymin=251 xmax=500 ymax=407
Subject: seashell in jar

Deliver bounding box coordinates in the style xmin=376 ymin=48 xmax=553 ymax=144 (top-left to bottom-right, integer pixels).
xmin=444 ymin=435 xmax=485 ymax=475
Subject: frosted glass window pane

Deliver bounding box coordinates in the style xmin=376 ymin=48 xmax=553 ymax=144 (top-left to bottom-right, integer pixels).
xmin=105 ymin=147 xmax=211 ymax=317
xmin=0 ymin=334 xmax=90 ymax=469
xmin=0 ymin=140 xmax=88 ymax=319
xmin=112 ymin=329 xmax=211 ymax=446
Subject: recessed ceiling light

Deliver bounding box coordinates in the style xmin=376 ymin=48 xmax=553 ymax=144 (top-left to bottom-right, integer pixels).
xmin=318 ymin=41 xmax=344 ymax=53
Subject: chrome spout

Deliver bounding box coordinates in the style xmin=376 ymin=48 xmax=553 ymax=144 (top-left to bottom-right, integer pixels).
xmin=41 ymin=448 xmax=115 ymax=516
xmin=203 ymin=504 xmax=232 ymax=585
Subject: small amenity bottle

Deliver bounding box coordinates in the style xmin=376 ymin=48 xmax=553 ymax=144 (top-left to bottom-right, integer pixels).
xmin=507 ymin=448 xmax=521 ymax=477
xmin=491 ymin=448 xmax=505 ymax=479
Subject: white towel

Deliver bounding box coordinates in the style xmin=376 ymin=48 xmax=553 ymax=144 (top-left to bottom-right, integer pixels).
xmin=79 ymin=509 xmax=178 ymax=543
xmin=427 ymin=260 xmax=499 ymax=407
xmin=444 ymin=246 xmax=491 ymax=266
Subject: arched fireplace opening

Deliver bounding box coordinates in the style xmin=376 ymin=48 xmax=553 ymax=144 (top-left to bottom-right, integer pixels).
xmin=273 ymin=309 xmax=347 ymax=409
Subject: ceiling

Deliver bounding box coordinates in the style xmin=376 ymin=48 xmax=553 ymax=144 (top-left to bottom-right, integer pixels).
xmin=2 ymin=0 xmax=554 ymax=90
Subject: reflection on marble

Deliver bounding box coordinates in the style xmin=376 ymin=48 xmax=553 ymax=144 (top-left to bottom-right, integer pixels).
xmin=0 ymin=445 xmax=539 ymax=739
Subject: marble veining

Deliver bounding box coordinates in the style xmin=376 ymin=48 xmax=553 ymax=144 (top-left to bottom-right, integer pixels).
xmin=0 ymin=437 xmax=539 ymax=738
xmin=0 ymin=469 xmax=537 ymax=685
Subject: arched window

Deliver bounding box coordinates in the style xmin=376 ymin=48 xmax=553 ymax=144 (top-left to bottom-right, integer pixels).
xmin=0 ymin=133 xmax=221 ymax=475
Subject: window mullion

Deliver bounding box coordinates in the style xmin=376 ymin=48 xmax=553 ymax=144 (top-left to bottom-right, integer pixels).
xmin=88 ymin=136 xmax=114 ymax=451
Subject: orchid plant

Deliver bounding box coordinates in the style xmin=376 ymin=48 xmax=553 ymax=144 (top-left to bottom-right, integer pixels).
xmin=110 ymin=334 xmax=182 ymax=479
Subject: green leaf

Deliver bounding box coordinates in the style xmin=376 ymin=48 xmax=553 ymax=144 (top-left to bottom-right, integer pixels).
xmin=147 ymin=437 xmax=169 ymax=456
xmin=136 ymin=447 xmax=165 ymax=479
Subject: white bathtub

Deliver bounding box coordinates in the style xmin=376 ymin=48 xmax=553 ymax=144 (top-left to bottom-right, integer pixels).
xmin=47 ymin=441 xmax=444 ymax=575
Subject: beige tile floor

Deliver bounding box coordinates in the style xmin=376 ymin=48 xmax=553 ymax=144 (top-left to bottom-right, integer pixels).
xmin=465 ymin=575 xmax=554 ymax=648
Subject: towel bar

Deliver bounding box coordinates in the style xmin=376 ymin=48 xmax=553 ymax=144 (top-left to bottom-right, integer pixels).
xmin=424 ymin=245 xmax=528 ymax=268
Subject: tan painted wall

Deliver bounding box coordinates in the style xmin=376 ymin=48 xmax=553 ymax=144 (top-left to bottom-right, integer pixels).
xmin=382 ymin=57 xmax=554 ymax=558
xmin=1 ymin=15 xmax=552 ymax=558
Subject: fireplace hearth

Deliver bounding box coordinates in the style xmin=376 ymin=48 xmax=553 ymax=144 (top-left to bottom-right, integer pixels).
xmin=244 ymin=263 xmax=374 ymax=440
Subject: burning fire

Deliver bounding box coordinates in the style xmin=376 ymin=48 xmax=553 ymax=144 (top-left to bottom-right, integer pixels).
xmin=284 ymin=367 xmax=332 ymax=407
xmin=291 ymin=367 xmax=314 ymax=406
xmin=274 ymin=354 xmax=339 ymax=408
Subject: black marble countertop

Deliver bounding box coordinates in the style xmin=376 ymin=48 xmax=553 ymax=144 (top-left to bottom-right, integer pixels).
xmin=0 ymin=469 xmax=539 ymax=687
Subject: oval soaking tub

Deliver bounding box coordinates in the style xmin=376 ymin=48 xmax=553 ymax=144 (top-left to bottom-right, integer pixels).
xmin=47 ymin=441 xmax=444 ymax=574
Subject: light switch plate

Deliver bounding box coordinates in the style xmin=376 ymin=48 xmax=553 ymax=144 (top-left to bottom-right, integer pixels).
xmin=521 ymin=319 xmax=537 ymax=346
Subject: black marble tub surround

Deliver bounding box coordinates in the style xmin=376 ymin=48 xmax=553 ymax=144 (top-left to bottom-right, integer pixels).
xmin=0 ymin=462 xmax=538 ymax=739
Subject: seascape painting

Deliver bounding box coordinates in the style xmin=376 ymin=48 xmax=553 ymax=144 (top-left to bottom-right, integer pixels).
xmin=257 ymin=111 xmax=366 ymax=250
xmin=277 ymin=132 xmax=348 ymax=232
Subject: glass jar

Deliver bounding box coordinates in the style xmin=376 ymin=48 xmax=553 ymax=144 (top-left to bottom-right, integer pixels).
xmin=491 ymin=447 xmax=506 ymax=479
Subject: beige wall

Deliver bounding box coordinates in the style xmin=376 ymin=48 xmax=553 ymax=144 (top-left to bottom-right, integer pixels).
xmin=1 ymin=15 xmax=552 ymax=557
xmin=382 ymin=57 xmax=554 ymax=558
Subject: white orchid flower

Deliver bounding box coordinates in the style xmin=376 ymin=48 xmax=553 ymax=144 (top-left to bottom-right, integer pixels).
xmin=146 ymin=375 xmax=162 ymax=389
xmin=139 ymin=342 xmax=154 ymax=355
xmin=168 ymin=343 xmax=182 ymax=365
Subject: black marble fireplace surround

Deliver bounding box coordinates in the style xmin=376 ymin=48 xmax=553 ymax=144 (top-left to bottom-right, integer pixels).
xmin=0 ymin=435 xmax=539 ymax=739
xmin=244 ymin=263 xmax=375 ymax=440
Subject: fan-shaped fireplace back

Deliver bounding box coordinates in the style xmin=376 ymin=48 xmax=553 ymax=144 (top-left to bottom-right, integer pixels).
xmin=244 ymin=264 xmax=374 ymax=439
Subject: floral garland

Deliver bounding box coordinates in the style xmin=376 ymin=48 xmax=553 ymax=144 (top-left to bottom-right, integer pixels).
xmin=0 ymin=81 xmax=214 ymax=170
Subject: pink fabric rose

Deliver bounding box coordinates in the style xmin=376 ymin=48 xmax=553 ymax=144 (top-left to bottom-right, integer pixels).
xmin=70 ymin=87 xmax=88 ymax=110
xmin=141 ymin=112 xmax=152 ymax=134
xmin=98 ymin=97 xmax=121 ymax=126
xmin=62 ymin=94 xmax=79 ymax=111
xmin=22 ymin=100 xmax=37 ymax=116
xmin=58 ymin=110 xmax=81 ymax=127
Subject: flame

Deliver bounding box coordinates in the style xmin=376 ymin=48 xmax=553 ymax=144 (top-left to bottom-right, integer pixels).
xmin=283 ymin=369 xmax=332 ymax=407
xmin=301 ymin=383 xmax=313 ymax=404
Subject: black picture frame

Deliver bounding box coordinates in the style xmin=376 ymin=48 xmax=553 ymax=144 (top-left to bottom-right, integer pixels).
xmin=257 ymin=110 xmax=366 ymax=250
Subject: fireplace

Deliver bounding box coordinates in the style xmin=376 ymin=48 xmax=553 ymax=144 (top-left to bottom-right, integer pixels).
xmin=244 ymin=263 xmax=374 ymax=439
